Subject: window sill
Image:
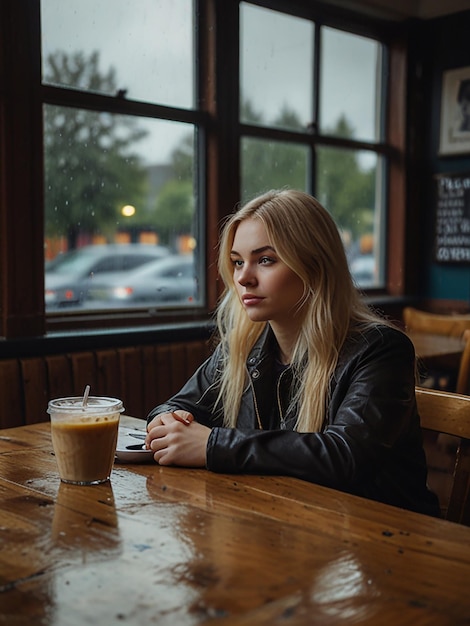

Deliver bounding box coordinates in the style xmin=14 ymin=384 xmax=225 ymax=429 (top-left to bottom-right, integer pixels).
xmin=0 ymin=318 xmax=215 ymax=359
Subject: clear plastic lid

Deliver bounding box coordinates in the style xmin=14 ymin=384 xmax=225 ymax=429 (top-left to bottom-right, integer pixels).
xmin=47 ymin=396 xmax=124 ymax=415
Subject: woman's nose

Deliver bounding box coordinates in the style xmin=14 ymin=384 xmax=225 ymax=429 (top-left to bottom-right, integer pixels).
xmin=237 ymin=264 xmax=256 ymax=286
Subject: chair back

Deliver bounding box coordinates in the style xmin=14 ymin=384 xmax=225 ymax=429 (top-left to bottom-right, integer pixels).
xmin=416 ymin=386 xmax=470 ymax=525
xmin=456 ymin=329 xmax=470 ymax=396
xmin=403 ymin=306 xmax=470 ymax=338
xmin=404 ymin=307 xmax=470 ymax=394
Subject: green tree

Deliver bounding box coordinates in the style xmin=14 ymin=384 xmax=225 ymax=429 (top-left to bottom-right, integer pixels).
xmin=316 ymin=116 xmax=375 ymax=240
xmin=240 ymin=102 xmax=375 ymax=241
xmin=241 ymin=101 xmax=307 ymax=202
xmin=139 ymin=134 xmax=195 ymax=248
xmin=44 ymin=51 xmax=149 ymax=248
xmin=153 ymin=101 xmax=375 ymax=250
xmin=155 ymin=180 xmax=194 ymax=247
xmin=171 ymin=134 xmax=194 ymax=182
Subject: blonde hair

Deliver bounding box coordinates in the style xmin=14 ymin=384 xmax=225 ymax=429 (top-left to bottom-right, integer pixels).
xmin=215 ymin=189 xmax=386 ymax=432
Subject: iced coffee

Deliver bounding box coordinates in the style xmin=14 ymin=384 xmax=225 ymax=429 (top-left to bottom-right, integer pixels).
xmin=48 ymin=396 xmax=124 ymax=485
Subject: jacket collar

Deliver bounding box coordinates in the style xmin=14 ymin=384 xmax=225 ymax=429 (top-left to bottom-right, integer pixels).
xmin=246 ymin=324 xmax=277 ymax=369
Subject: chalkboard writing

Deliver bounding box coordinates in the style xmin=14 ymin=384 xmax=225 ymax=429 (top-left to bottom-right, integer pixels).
xmin=435 ymin=172 xmax=470 ymax=263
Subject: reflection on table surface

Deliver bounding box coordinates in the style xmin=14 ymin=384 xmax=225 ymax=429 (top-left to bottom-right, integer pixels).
xmin=1 ymin=417 xmax=470 ymax=625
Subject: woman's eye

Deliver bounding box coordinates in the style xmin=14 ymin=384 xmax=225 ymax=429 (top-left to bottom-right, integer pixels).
xmin=232 ymin=259 xmax=243 ymax=268
xmin=259 ymin=256 xmax=274 ymax=265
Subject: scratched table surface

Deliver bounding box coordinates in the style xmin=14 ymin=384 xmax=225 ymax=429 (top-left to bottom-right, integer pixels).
xmin=1 ymin=417 xmax=470 ymax=625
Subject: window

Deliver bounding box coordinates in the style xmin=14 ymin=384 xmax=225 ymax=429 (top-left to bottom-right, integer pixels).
xmin=41 ymin=0 xmax=202 ymax=313
xmin=0 ymin=0 xmax=406 ymax=340
xmin=240 ymin=5 xmax=314 ymax=132
xmin=240 ymin=2 xmax=386 ymax=289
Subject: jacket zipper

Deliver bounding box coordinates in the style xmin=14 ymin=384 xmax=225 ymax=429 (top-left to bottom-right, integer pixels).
xmin=250 ymin=366 xmax=289 ymax=430
xmin=249 ymin=375 xmax=263 ymax=430
xmin=277 ymin=368 xmax=288 ymax=430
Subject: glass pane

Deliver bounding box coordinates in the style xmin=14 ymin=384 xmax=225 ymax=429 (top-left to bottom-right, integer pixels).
xmin=316 ymin=147 xmax=384 ymax=288
xmin=241 ymin=138 xmax=309 ymax=202
xmin=41 ymin=0 xmax=194 ymax=109
xmin=44 ymin=105 xmax=200 ymax=310
xmin=240 ymin=3 xmax=314 ymax=131
xmin=320 ymin=27 xmax=382 ymax=142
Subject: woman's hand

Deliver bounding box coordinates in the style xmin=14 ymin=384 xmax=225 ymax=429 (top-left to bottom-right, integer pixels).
xmin=146 ymin=411 xmax=210 ymax=467
xmin=148 ymin=409 xmax=194 ymax=427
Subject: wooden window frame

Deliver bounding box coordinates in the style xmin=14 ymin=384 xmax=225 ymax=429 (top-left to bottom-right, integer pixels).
xmin=0 ymin=0 xmax=408 ymax=342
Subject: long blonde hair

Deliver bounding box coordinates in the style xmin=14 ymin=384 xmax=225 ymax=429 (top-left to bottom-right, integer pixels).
xmin=215 ymin=189 xmax=385 ymax=432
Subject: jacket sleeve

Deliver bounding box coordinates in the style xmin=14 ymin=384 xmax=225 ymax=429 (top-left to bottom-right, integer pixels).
xmin=206 ymin=326 xmax=419 ymax=491
xmin=146 ymin=345 xmax=224 ymax=428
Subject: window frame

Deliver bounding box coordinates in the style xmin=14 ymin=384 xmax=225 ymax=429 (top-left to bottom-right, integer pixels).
xmin=0 ymin=0 xmax=409 ymax=341
xmin=40 ymin=0 xmax=209 ymax=329
xmin=239 ymin=1 xmax=392 ymax=291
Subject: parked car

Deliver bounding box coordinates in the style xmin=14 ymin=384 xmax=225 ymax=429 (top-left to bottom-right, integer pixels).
xmin=45 ymin=244 xmax=169 ymax=309
xmin=350 ymin=254 xmax=377 ymax=288
xmin=84 ymin=254 xmax=198 ymax=308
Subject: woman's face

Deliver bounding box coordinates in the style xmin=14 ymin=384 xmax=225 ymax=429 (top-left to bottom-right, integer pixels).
xmin=230 ymin=218 xmax=306 ymax=329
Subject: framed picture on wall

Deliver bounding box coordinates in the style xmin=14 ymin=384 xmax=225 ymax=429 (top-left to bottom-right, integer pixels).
xmin=439 ymin=66 xmax=470 ymax=156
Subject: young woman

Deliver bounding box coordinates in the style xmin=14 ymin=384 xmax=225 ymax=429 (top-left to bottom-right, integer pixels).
xmin=146 ymin=189 xmax=440 ymax=517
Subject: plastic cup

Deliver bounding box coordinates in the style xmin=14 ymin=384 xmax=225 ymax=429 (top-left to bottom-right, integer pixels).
xmin=48 ymin=396 xmax=124 ymax=485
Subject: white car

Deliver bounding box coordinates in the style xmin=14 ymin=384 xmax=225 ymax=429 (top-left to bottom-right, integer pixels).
xmin=350 ymin=254 xmax=377 ymax=288
xmin=84 ymin=254 xmax=198 ymax=308
xmin=45 ymin=244 xmax=169 ymax=309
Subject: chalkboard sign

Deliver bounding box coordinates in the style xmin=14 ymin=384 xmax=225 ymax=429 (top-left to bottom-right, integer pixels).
xmin=434 ymin=172 xmax=470 ymax=263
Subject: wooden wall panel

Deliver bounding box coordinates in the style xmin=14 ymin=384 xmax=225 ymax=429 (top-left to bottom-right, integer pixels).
xmin=154 ymin=344 xmax=173 ymax=408
xmin=95 ymin=349 xmax=121 ymax=399
xmin=70 ymin=352 xmax=97 ymax=397
xmin=169 ymin=343 xmax=189 ymax=396
xmin=141 ymin=345 xmax=158 ymax=418
xmin=0 ymin=339 xmax=210 ymax=428
xmin=0 ymin=360 xmax=23 ymax=428
xmin=118 ymin=347 xmax=145 ymax=419
xmin=46 ymin=354 xmax=73 ymax=400
xmin=186 ymin=340 xmax=211 ymax=375
xmin=21 ymin=357 xmax=48 ymax=424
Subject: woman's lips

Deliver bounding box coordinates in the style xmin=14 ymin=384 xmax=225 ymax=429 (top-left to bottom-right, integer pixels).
xmin=242 ymin=295 xmax=264 ymax=306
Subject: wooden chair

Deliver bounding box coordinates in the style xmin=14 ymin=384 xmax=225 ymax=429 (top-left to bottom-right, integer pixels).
xmin=456 ymin=329 xmax=470 ymax=395
xmin=403 ymin=306 xmax=470 ymax=394
xmin=416 ymin=386 xmax=470 ymax=525
xmin=403 ymin=306 xmax=470 ymax=339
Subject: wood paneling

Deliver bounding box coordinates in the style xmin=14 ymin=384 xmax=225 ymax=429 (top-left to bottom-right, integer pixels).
xmin=0 ymin=340 xmax=211 ymax=429
xmin=20 ymin=357 xmax=49 ymax=424
xmin=0 ymin=360 xmax=22 ymax=428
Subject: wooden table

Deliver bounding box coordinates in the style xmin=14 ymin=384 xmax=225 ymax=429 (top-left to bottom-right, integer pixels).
xmin=407 ymin=330 xmax=465 ymax=368
xmin=1 ymin=417 xmax=470 ymax=625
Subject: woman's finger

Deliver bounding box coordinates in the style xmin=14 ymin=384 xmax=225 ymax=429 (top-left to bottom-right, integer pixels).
xmin=145 ymin=423 xmax=170 ymax=449
xmin=147 ymin=412 xmax=172 ymax=430
xmin=171 ymin=410 xmax=194 ymax=425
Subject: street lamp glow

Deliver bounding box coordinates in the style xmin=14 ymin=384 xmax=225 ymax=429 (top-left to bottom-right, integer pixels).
xmin=121 ymin=205 xmax=136 ymax=217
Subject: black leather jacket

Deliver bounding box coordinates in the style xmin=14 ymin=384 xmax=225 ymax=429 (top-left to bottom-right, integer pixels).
xmin=148 ymin=324 xmax=440 ymax=517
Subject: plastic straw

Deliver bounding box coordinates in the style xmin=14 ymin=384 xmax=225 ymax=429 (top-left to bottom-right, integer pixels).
xmin=82 ymin=384 xmax=91 ymax=407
